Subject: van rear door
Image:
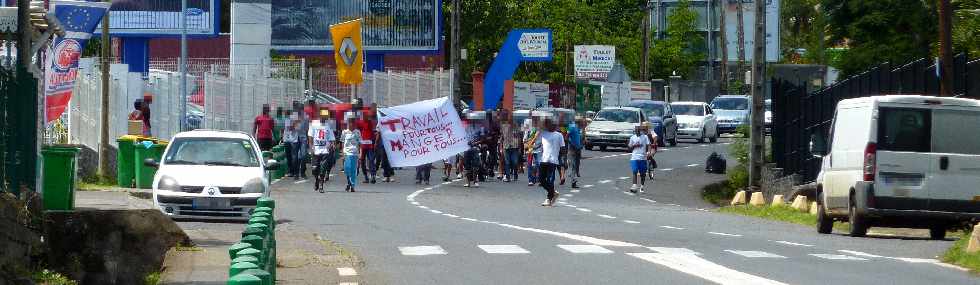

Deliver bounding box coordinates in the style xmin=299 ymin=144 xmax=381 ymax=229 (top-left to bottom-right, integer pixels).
xmin=927 ymin=108 xmax=980 ymax=213
xmin=874 ymin=106 xmax=932 ymax=210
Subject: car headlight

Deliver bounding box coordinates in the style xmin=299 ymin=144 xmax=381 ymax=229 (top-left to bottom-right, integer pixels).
xmin=693 ymin=121 xmax=703 ymax=128
xmin=158 ymin=176 xmax=181 ymax=192
xmin=242 ymin=178 xmax=266 ymax=194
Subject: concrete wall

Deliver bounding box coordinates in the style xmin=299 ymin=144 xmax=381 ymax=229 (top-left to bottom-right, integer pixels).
xmin=230 ymin=0 xmax=272 ymax=79
xmin=0 ymin=194 xmax=42 ymax=284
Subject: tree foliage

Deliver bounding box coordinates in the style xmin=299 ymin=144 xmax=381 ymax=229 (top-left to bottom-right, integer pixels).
xmin=952 ymin=0 xmax=980 ymax=58
xmin=649 ymin=0 xmax=704 ymax=79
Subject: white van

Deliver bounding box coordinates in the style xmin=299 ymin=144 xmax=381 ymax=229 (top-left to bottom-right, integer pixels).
xmin=810 ymin=95 xmax=980 ymax=239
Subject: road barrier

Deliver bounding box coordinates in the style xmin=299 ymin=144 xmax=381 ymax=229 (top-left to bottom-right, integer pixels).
xmin=790 ymin=196 xmax=809 ymax=212
xmin=808 ymin=202 xmax=819 ymax=215
xmin=967 ymin=224 xmax=980 ymax=254
xmin=228 ymin=197 xmax=277 ymax=285
xmin=748 ymin=192 xmax=766 ymax=206
xmin=771 ymin=195 xmax=785 ymax=207
xmin=730 ymin=191 xmax=747 ymax=206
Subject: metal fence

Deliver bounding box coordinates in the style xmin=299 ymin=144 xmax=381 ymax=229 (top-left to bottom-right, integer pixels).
xmin=202 ymin=72 xmax=306 ymax=133
xmin=771 ymin=54 xmax=980 ymax=183
xmin=310 ymin=68 xmax=453 ymax=106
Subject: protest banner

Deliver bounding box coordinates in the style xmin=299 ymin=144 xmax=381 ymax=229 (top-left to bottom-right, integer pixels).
xmin=378 ymin=97 xmax=468 ymax=167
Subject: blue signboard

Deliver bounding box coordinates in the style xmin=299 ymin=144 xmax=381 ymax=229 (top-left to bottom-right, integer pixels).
xmin=91 ymin=0 xmax=219 ymax=37
xmin=482 ymin=29 xmax=554 ymax=110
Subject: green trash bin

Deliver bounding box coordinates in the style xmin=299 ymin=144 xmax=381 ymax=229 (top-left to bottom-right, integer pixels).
xmin=116 ymin=135 xmax=140 ymax=187
xmin=271 ymin=145 xmax=285 ymax=179
xmin=135 ymin=142 xmax=168 ymax=189
xmin=41 ymin=146 xmax=81 ymax=211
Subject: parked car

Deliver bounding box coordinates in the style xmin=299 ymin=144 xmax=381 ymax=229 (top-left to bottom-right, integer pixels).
xmin=810 ymin=95 xmax=980 ymax=239
xmin=765 ymin=99 xmax=772 ymax=134
xmin=629 ymin=100 xmax=678 ymax=146
xmin=710 ymin=95 xmax=750 ymax=134
xmin=145 ymin=130 xmax=279 ymax=220
xmin=584 ymin=107 xmax=646 ymax=151
xmin=669 ymin=102 xmax=719 ymax=143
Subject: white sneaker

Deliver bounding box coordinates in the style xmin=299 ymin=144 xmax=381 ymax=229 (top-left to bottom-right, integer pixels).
xmin=474 ymin=182 xmax=480 ymax=187
xmin=638 ymin=184 xmax=645 ymax=193
xmin=464 ymin=183 xmax=471 ymax=188
xmin=629 ymin=184 xmax=638 ymax=191
xmin=503 ymin=177 xmax=510 ymax=182
xmin=541 ymin=199 xmax=552 ymax=206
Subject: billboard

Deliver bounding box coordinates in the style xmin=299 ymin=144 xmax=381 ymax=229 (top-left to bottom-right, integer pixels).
xmin=573 ymin=45 xmax=616 ymax=80
xmin=92 ymin=0 xmax=219 ymax=36
xmin=720 ymin=0 xmax=780 ymax=62
xmin=513 ymin=81 xmax=550 ymax=109
xmin=272 ymin=0 xmax=440 ymax=52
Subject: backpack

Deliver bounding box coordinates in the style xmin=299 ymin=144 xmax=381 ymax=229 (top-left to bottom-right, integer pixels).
xmin=705 ymin=152 xmax=727 ymax=174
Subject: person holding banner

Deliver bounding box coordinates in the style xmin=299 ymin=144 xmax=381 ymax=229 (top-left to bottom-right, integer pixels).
xmin=341 ymin=113 xmax=362 ymax=192
xmin=310 ymin=109 xmax=337 ymax=193
xmin=537 ymin=115 xmax=565 ymax=206
xmin=463 ymin=111 xmax=485 ymax=188
xmin=357 ymin=110 xmax=378 ymax=184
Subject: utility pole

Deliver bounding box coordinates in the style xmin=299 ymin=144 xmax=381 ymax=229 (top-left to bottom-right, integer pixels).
xmin=16 ymin=0 xmax=30 ymax=69
xmin=748 ymin=0 xmax=766 ymax=188
xmin=938 ymin=0 xmax=953 ymax=97
xmin=179 ymin=0 xmax=188 ymax=131
xmin=736 ymin=0 xmax=746 ymax=92
xmin=719 ymin=0 xmax=728 ymax=93
xmin=451 ymin=0 xmax=461 ymax=104
xmin=97 ymin=0 xmax=111 ymax=178
xmin=706 ymin=0 xmax=713 ymax=82
xmin=641 ymin=0 xmax=650 ymax=82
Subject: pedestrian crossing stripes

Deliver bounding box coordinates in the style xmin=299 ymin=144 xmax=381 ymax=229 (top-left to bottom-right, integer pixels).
xmin=398 ymin=246 xmax=448 ymax=256
xmin=725 ymin=250 xmax=787 ymax=258
xmin=708 ymin=232 xmax=742 ymax=237
xmin=478 ymin=245 xmax=530 ymax=254
xmin=810 ymin=254 xmax=868 ymax=261
xmin=337 ymin=267 xmax=358 ymax=276
xmin=557 ymin=245 xmax=615 ymax=254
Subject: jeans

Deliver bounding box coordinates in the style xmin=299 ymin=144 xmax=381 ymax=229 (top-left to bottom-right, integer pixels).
xmin=527 ymin=152 xmax=541 ymax=183
xmin=344 ymin=155 xmax=358 ymax=187
xmin=463 ymin=147 xmax=481 ymax=182
xmin=312 ymin=153 xmax=333 ymax=177
xmin=569 ymin=147 xmax=582 ymax=183
xmin=485 ymin=145 xmax=498 ymax=177
xmin=539 ymin=162 xmax=558 ymax=200
xmin=415 ymin=164 xmax=432 ymax=182
xmin=294 ymin=139 xmax=308 ymax=177
xmin=360 ymin=145 xmax=376 ymax=180
xmin=504 ymin=148 xmax=519 ymax=180
xmin=284 ymin=142 xmax=297 ymax=176
xmin=288 ymin=141 xmax=303 ymax=177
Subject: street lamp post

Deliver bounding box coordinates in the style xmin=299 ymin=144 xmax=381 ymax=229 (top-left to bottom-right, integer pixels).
xmin=179 ymin=0 xmax=188 ymax=131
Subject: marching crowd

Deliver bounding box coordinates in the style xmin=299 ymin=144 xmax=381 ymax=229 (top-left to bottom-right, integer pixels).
xmin=253 ymin=100 xmax=660 ymax=207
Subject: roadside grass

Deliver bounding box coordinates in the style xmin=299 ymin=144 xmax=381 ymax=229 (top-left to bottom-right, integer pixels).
xmin=33 ymin=269 xmax=77 ymax=285
xmin=78 ymin=175 xmax=116 ymax=191
xmin=942 ymin=229 xmax=980 ymax=273
xmin=701 ymin=181 xmax=736 ymax=206
xmin=718 ymin=205 xmax=851 ymax=231
xmin=144 ymin=272 xmax=162 ymax=285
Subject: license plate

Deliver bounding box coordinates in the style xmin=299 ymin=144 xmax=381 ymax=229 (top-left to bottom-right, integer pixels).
xmin=192 ymin=198 xmax=231 ymax=209
xmin=603 ymin=135 xmax=617 ymax=140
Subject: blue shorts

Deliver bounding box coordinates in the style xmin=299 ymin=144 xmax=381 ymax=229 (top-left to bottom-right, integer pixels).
xmin=630 ymin=160 xmax=648 ymax=174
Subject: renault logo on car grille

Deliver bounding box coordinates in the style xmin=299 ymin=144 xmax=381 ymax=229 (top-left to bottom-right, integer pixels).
xmin=339 ymin=37 xmax=358 ymax=66
xmin=205 ymin=186 xmax=219 ymax=196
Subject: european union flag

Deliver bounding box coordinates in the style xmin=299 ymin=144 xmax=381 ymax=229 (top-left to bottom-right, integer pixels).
xmin=55 ymin=4 xmax=107 ymax=33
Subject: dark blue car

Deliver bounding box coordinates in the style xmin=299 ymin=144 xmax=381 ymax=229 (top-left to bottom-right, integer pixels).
xmin=628 ymin=100 xmax=678 ymax=146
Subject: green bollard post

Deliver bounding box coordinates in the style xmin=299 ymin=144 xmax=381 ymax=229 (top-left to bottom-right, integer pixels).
xmin=241 ymin=269 xmax=272 ymax=285
xmin=228 ymin=243 xmax=253 ymax=260
xmin=236 ymin=248 xmax=262 ymax=261
xmin=256 ymin=197 xmax=275 ymax=210
xmin=231 ymin=255 xmax=259 ymax=265
xmin=227 ymin=273 xmax=262 ymax=285
xmin=242 ymin=226 xmax=265 ymax=239
xmin=229 ymin=261 xmax=259 ymax=277
xmin=249 ymin=216 xmax=272 ymax=230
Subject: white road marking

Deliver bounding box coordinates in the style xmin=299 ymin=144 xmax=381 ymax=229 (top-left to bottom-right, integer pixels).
xmin=460 ymin=217 xmax=478 ymax=222
xmin=648 ymin=247 xmax=701 ymax=255
xmin=576 ymin=208 xmax=593 ymax=212
xmin=424 ymin=187 xmax=433 ymax=190
xmin=598 ymin=214 xmax=616 ymax=219
xmin=774 ymin=241 xmax=814 ymax=247
xmin=686 ymin=164 xmax=699 ymax=167
xmin=442 ymin=214 xmax=459 ymax=218
xmin=558 ymin=245 xmax=614 ymax=254
xmin=661 ymin=168 xmax=674 ymax=171
xmin=660 ymin=226 xmax=685 ymax=230
xmin=558 ymin=198 xmax=568 ymax=202
xmin=563 ymin=194 xmax=574 ymax=197
xmin=557 ymin=201 xmax=567 ymax=204
xmin=641 ymin=198 xmax=657 ymax=203
xmin=338 ymin=283 xmax=358 ymax=285
xmin=810 ymin=254 xmax=868 ymax=261
xmin=583 ymin=184 xmax=594 ymax=188
xmin=570 ymin=190 xmax=580 ymax=193
xmin=398 ymin=246 xmax=447 ymax=256
xmin=892 ymin=257 xmax=940 ymax=263
xmin=407 ymin=189 xmax=425 ymax=201
xmin=726 ymin=250 xmax=786 ymax=258
xmin=598 ymin=180 xmax=612 ymax=184
xmin=294 ymin=179 xmax=308 ymax=184
xmin=337 ymin=267 xmax=358 ymax=276
xmin=418 ymin=205 xmax=429 ymax=209
xmin=838 ymin=250 xmax=883 ymax=258
xmin=627 ymin=252 xmax=789 ymax=285
xmin=623 ymin=220 xmax=641 ymax=224
xmin=623 ymin=191 xmax=636 ymax=196
xmin=493 ymin=224 xmax=639 ymax=247
xmin=478 ymin=245 xmax=530 ymax=254
xmin=618 ymin=176 xmax=629 ymax=180
xmin=442 ymin=182 xmax=451 ymax=185
xmin=430 ymin=210 xmax=443 ymax=214
xmin=410 ymin=201 xmax=420 ymax=205
xmin=564 ymin=204 xmax=578 ymax=208
xmin=708 ymin=232 xmax=742 ymax=237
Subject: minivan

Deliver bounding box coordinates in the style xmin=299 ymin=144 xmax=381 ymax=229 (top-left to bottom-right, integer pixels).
xmin=810 ymin=95 xmax=980 ymax=239
xmin=709 ymin=95 xmax=750 ymax=134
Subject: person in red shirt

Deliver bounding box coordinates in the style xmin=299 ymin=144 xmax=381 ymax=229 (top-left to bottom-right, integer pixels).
xmin=356 ymin=108 xmax=378 ymax=183
xmin=254 ymin=104 xmax=275 ymax=151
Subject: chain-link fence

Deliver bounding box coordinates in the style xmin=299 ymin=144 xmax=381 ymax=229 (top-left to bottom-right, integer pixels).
xmin=310 ymin=68 xmax=453 ymax=106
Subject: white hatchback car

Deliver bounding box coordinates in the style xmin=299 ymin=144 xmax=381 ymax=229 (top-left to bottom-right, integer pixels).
xmin=144 ymin=130 xmax=278 ymax=220
xmin=669 ymin=102 xmax=719 ymax=143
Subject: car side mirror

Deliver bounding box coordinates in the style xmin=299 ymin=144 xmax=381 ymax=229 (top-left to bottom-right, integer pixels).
xmin=144 ymin=158 xmax=160 ymax=168
xmin=265 ymin=159 xmax=280 ymax=171
xmin=809 ymin=134 xmax=827 ymax=157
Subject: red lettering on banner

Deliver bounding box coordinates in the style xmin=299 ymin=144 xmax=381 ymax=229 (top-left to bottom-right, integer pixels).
xmin=389 ymin=139 xmax=404 ymax=151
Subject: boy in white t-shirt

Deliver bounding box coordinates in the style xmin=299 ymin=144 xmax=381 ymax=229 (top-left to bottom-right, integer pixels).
xmin=628 ymin=124 xmax=651 ymax=193
xmin=537 ymin=115 xmax=565 ymax=206
xmin=309 ymin=109 xmax=336 ymax=193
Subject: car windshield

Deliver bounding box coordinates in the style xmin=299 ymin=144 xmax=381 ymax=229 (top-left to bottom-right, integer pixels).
xmin=630 ymin=103 xmax=665 ymax=117
xmin=163 ymin=137 xmax=260 ymax=167
xmin=671 ymin=104 xmax=704 ymax=116
xmin=593 ymin=109 xmax=639 ymax=123
xmin=711 ymin=98 xmax=749 ymax=110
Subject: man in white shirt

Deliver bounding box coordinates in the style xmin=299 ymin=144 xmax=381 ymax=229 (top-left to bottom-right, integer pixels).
xmin=628 ymin=124 xmax=651 ymax=193
xmin=537 ymin=115 xmax=565 ymax=206
xmin=309 ymin=109 xmax=336 ymax=193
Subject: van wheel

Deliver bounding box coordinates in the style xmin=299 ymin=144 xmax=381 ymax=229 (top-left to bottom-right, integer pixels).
xmin=929 ymin=226 xmax=947 ymax=240
xmin=816 ymin=200 xmax=833 ymax=234
xmin=848 ymin=202 xmax=869 ymax=237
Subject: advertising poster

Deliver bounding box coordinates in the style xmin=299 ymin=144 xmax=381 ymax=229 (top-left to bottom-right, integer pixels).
xmin=573 ymin=45 xmax=616 ymax=80
xmin=44 ymin=1 xmax=110 ymax=123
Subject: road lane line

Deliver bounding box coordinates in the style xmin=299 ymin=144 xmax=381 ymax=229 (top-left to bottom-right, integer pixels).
xmin=570 ymin=190 xmax=580 ymax=193
xmin=564 ymin=204 xmax=577 ymax=208
xmin=648 ymin=247 xmax=701 ymax=255
xmin=810 ymin=254 xmax=867 ymax=261
xmin=418 ymin=205 xmax=429 ymax=209
xmin=641 ymin=198 xmax=657 ymax=203
xmin=478 ymin=245 xmax=530 ymax=254
xmin=460 ymin=217 xmax=478 ymax=222
xmin=442 ymin=214 xmax=459 ymax=218
xmin=660 ymin=226 xmax=685 ymax=230
xmin=618 ymin=176 xmax=629 ymax=180
xmin=725 ymin=250 xmax=786 ymax=258
xmin=398 ymin=246 xmax=447 ymax=256
xmin=294 ymin=179 xmax=308 ymax=184
xmin=597 ymin=214 xmax=616 ymax=219
xmin=576 ymin=208 xmax=593 ymax=212
xmin=708 ymin=232 xmax=742 ymax=237
xmin=837 ymin=250 xmax=883 ymax=258
xmin=774 ymin=241 xmax=814 ymax=247
xmin=430 ymin=210 xmax=443 ymax=214
xmin=623 ymin=191 xmax=636 ymax=196
xmin=558 ymin=245 xmax=614 ymax=254
xmin=563 ymin=194 xmax=574 ymax=197
xmin=411 ymin=201 xmax=420 ymax=205
xmin=686 ymin=164 xmax=699 ymax=167
xmin=661 ymin=168 xmax=674 ymax=171
xmin=627 ymin=252 xmax=789 ymax=285
xmin=623 ymin=220 xmax=641 ymax=224
xmin=337 ymin=267 xmax=358 ymax=276
xmin=598 ymin=180 xmax=612 ymax=184
xmin=558 ymin=198 xmax=568 ymax=202
xmin=583 ymin=184 xmax=594 ymax=188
